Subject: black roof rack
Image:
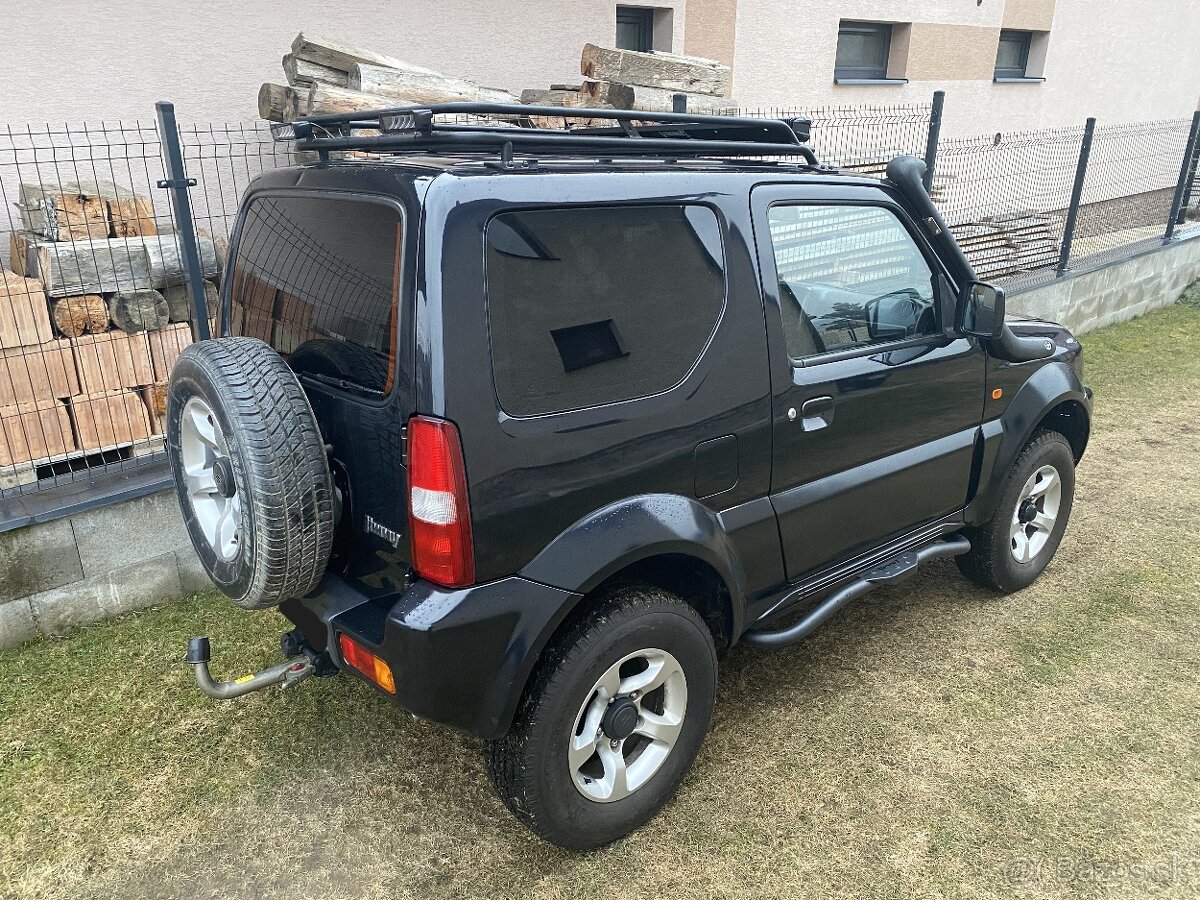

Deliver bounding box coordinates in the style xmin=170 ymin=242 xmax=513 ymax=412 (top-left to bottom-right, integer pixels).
xmin=271 ymin=102 xmax=820 ymax=165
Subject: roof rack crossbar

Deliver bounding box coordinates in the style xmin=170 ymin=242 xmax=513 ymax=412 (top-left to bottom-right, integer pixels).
xmin=275 ymin=102 xmax=818 ymax=163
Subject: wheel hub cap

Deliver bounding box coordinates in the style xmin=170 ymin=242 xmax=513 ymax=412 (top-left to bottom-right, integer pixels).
xmin=568 ymin=647 xmax=688 ymax=803
xmin=601 ymin=697 xmax=640 ymax=741
xmin=1010 ymin=464 xmax=1061 ymax=563
xmin=211 ymin=456 xmax=236 ymax=499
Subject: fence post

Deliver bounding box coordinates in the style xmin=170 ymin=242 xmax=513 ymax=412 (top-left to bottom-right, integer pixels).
xmin=921 ymin=90 xmax=945 ymax=193
xmin=1165 ymin=109 xmax=1200 ymax=241
xmin=154 ymin=100 xmax=211 ymax=341
xmin=1057 ymin=116 xmax=1096 ymax=275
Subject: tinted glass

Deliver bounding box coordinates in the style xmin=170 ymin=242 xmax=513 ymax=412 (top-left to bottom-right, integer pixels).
xmin=995 ymin=30 xmax=1031 ymax=76
xmin=486 ymin=205 xmax=725 ymax=416
xmin=767 ymin=204 xmax=938 ymax=360
xmin=835 ymin=22 xmax=891 ymax=78
xmin=230 ymin=195 xmax=401 ymax=393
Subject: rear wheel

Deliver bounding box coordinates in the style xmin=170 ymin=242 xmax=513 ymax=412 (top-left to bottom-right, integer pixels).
xmin=957 ymin=430 xmax=1075 ymax=593
xmin=167 ymin=337 xmax=335 ymax=610
xmin=486 ymin=584 xmax=717 ymax=850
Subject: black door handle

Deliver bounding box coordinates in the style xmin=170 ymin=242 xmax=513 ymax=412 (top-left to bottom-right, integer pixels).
xmin=799 ymin=395 xmax=835 ymax=431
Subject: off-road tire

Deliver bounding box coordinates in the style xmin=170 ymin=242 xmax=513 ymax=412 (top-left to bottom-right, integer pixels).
xmin=957 ymin=429 xmax=1075 ymax=593
xmin=485 ymin=584 xmax=717 ymax=850
xmin=167 ymin=337 xmax=334 ymax=610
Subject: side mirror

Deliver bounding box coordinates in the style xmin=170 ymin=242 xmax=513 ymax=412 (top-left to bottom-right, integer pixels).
xmin=959 ymin=282 xmax=1005 ymax=339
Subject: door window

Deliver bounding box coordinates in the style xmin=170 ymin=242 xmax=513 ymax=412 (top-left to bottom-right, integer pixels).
xmin=230 ymin=195 xmax=402 ymax=393
xmin=485 ymin=205 xmax=726 ymax=416
xmin=766 ymin=204 xmax=939 ymax=361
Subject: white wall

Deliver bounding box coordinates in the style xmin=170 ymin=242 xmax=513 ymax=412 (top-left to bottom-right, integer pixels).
xmin=0 ymin=0 xmax=684 ymax=124
xmin=733 ymin=0 xmax=1200 ymax=135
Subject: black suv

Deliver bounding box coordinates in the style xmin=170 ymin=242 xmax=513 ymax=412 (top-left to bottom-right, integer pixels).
xmin=169 ymin=105 xmax=1091 ymax=850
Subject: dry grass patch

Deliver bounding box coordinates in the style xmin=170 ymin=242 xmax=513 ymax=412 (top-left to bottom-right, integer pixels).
xmin=3 ymin=301 xmax=1200 ymax=899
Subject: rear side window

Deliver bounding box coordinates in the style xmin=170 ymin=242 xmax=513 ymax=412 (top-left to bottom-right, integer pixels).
xmin=485 ymin=205 xmax=725 ymax=416
xmin=230 ymin=195 xmax=402 ymax=393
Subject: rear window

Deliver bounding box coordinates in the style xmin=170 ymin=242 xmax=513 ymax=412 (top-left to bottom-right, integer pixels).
xmin=230 ymin=195 xmax=402 ymax=393
xmin=485 ymin=205 xmax=725 ymax=417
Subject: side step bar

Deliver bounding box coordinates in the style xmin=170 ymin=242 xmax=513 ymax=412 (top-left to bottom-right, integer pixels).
xmin=742 ymin=536 xmax=972 ymax=648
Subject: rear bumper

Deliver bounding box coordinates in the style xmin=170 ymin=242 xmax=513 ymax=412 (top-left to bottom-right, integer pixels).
xmin=282 ymin=572 xmax=581 ymax=739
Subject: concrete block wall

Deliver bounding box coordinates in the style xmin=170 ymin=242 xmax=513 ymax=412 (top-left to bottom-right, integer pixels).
xmin=0 ymin=491 xmax=209 ymax=649
xmin=1 ymin=236 xmax=1197 ymax=651
xmin=1007 ymin=237 xmax=1200 ymax=333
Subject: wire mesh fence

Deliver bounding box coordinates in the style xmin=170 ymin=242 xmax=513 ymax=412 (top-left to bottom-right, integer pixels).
xmin=0 ymin=120 xmax=286 ymax=500
xmin=0 ymin=98 xmax=1197 ymax=507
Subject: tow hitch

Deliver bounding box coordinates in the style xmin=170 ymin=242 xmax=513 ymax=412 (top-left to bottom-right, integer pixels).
xmin=185 ymin=635 xmax=326 ymax=699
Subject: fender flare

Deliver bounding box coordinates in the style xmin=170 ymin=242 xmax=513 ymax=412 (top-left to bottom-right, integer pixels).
xmin=519 ymin=493 xmax=749 ymax=638
xmin=967 ymin=361 xmax=1090 ymax=524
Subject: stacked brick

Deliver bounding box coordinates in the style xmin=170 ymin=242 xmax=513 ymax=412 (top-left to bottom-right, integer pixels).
xmin=1 ymin=179 xmax=220 ymax=485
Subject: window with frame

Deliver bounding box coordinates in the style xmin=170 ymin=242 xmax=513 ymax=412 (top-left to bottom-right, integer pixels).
xmin=485 ymin=205 xmax=726 ymax=416
xmin=230 ymin=195 xmax=401 ymax=393
xmin=995 ymin=30 xmax=1033 ymax=78
xmin=766 ymin=204 xmax=939 ymax=361
xmin=835 ymin=21 xmax=892 ymax=81
xmin=616 ymin=6 xmax=655 ymax=52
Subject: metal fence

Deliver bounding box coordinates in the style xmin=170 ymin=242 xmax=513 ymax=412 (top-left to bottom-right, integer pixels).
xmin=1 ymin=95 xmax=1199 ymax=510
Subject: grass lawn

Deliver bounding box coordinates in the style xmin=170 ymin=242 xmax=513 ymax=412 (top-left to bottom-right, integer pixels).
xmin=4 ymin=302 xmax=1200 ymax=900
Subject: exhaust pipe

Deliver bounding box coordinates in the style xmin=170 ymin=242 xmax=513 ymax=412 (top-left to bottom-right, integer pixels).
xmin=186 ymin=636 xmax=315 ymax=699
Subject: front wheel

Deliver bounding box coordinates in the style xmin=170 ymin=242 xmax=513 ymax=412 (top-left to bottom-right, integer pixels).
xmin=957 ymin=429 xmax=1076 ymax=593
xmin=485 ymin=584 xmax=717 ymax=850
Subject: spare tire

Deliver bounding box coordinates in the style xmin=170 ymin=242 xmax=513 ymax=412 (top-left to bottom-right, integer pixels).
xmin=167 ymin=337 xmax=335 ymax=610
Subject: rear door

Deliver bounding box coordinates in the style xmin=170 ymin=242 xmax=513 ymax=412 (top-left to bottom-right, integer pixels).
xmin=227 ymin=191 xmax=413 ymax=595
xmin=751 ymin=183 xmax=986 ymax=581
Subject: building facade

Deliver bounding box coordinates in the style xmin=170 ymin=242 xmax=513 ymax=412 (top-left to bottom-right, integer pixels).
xmin=2 ymin=0 xmax=1199 ymax=133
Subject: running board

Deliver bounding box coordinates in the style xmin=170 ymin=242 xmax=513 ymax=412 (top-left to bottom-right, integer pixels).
xmin=741 ymin=536 xmax=972 ymax=648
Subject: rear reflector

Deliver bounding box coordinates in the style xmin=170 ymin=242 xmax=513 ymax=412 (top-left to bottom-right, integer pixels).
xmin=337 ymin=633 xmax=396 ymax=694
xmin=407 ymin=415 xmax=475 ymax=587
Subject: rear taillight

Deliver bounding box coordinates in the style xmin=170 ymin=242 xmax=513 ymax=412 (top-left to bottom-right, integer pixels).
xmin=406 ymin=415 xmax=475 ymax=588
xmin=337 ymin=633 xmax=396 ymax=693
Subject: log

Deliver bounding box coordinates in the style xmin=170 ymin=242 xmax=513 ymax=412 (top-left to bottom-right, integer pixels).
xmin=18 ymin=180 xmax=156 ymax=241
xmin=581 ymin=44 xmax=731 ymax=96
xmin=38 ymin=238 xmax=151 ymax=297
xmin=520 ymin=89 xmax=596 ymax=107
xmin=18 ymin=183 xmax=109 ymax=241
xmin=282 ymin=52 xmax=348 ymax=88
xmin=51 ymin=295 xmax=108 ymax=337
xmin=162 ymin=280 xmax=219 ymax=322
xmin=350 ymin=63 xmax=517 ymax=104
xmin=9 ymin=231 xmax=42 ymax=278
xmin=0 ymin=270 xmax=53 ymax=348
xmin=36 ymin=235 xmax=218 ymax=297
xmin=290 ymin=32 xmax=445 ymax=78
xmin=109 ymin=290 xmax=170 ymax=333
xmin=258 ymin=82 xmax=293 ymax=121
xmin=584 ymin=82 xmax=738 ymax=113
xmin=143 ymin=235 xmax=220 ymax=288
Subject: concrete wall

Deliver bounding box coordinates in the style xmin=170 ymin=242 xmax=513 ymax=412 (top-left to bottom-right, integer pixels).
xmin=0 ymin=491 xmax=209 ymax=648
xmin=733 ymin=0 xmax=1200 ymax=135
xmin=2 ymin=236 xmax=1196 ymax=651
xmin=1007 ymin=237 xmax=1200 ymax=334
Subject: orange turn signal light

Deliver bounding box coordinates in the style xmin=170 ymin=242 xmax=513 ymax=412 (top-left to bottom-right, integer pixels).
xmin=991 ymin=388 xmax=1004 ymax=400
xmin=337 ymin=633 xmax=396 ymax=694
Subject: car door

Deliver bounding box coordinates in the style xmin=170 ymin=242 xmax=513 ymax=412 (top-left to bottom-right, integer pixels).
xmin=751 ymin=183 xmax=987 ymax=582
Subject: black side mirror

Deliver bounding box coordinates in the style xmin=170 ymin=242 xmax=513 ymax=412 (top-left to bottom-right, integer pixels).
xmin=959 ymin=282 xmax=1005 ymax=339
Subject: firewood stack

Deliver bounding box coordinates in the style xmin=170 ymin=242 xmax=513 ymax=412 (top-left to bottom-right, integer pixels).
xmin=259 ymin=33 xmax=518 ymax=123
xmin=258 ymin=34 xmax=735 ymax=127
xmin=522 ymin=44 xmax=737 ymax=119
xmin=1 ymin=180 xmax=220 ymax=485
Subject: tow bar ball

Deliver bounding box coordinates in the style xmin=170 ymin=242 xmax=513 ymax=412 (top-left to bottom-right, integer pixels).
xmin=186 ymin=636 xmax=315 ymax=700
